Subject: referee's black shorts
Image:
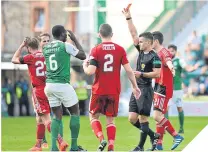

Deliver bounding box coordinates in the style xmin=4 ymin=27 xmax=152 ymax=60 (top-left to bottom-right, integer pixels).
xmin=129 ymin=85 xmax=153 ymax=116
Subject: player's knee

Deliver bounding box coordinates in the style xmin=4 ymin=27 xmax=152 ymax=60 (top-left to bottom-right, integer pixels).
xmin=177 ymin=107 xmax=183 ymax=112
xmin=36 ymin=115 xmax=43 ymax=124
xmin=153 ymin=113 xmax=161 ymax=122
xmin=106 ymin=116 xmax=114 ymax=125
xmin=128 ymin=116 xmax=138 ymax=124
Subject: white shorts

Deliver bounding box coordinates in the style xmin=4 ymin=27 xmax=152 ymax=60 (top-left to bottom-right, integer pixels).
xmin=44 ymin=83 xmax=78 ymax=108
xmin=168 ymin=90 xmax=183 ymax=107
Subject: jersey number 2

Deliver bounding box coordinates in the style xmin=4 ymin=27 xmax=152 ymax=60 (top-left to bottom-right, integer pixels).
xmin=35 ymin=61 xmax=45 ymax=76
xmin=104 ymin=54 xmax=113 ymax=72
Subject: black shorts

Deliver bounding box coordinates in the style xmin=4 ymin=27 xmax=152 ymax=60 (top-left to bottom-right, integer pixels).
xmin=129 ymin=86 xmax=153 ymax=116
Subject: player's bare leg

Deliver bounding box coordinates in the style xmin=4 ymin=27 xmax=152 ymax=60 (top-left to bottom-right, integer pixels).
xmin=106 ymin=116 xmax=116 ymax=151
xmin=67 ymin=103 xmax=86 ymax=151
xmin=153 ymin=110 xmax=184 ymax=150
xmin=29 ymin=115 xmax=44 ymax=151
xmin=90 ymin=113 xmax=107 ymax=151
xmin=129 ymin=112 xmax=140 ymax=129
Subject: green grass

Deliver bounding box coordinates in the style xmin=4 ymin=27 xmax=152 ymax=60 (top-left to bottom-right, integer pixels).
xmin=1 ymin=116 xmax=207 ymax=151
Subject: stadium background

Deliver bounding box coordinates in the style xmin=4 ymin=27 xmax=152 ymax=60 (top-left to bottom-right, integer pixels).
xmin=1 ymin=0 xmax=208 ymax=151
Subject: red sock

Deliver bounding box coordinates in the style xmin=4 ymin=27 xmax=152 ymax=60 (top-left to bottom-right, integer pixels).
xmin=91 ymin=119 xmax=104 ymax=142
xmin=37 ymin=123 xmax=45 ymax=139
xmin=158 ymin=118 xmax=177 ymax=137
xmin=107 ymin=123 xmax=116 ymax=151
xmin=46 ymin=122 xmax=51 ymax=133
xmin=57 ymin=134 xmax=63 ymax=144
xmin=36 ymin=124 xmax=45 ymax=147
xmin=156 ymin=124 xmax=165 ymax=144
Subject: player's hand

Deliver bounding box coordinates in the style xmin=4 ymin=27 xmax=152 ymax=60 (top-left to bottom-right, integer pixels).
xmin=122 ymin=7 xmax=131 ymax=18
xmin=171 ymin=68 xmax=175 ymax=76
xmin=134 ymin=71 xmax=141 ymax=78
xmin=133 ymin=87 xmax=141 ymax=100
xmin=67 ymin=30 xmax=76 ymax=42
xmin=83 ymin=59 xmax=90 ymax=67
xmin=21 ymin=37 xmax=30 ymax=47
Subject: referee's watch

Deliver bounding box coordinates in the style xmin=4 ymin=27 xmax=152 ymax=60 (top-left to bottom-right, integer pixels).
xmin=141 ymin=72 xmax=144 ymax=77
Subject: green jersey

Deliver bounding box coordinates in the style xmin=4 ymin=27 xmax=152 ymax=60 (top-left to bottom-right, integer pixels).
xmin=43 ymin=40 xmax=79 ymax=83
xmin=173 ymin=57 xmax=186 ymax=90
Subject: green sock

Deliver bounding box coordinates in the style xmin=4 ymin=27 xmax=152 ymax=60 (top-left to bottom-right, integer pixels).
xmin=51 ymin=118 xmax=61 ymax=151
xmin=165 ymin=111 xmax=169 ymax=119
xmin=43 ymin=135 xmax=47 ymax=143
xmin=59 ymin=120 xmax=63 ymax=137
xmin=70 ymin=115 xmax=80 ymax=150
xmin=178 ymin=111 xmax=184 ymax=130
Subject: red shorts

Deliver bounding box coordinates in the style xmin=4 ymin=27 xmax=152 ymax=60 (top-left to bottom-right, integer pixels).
xmin=89 ymin=94 xmax=119 ymax=117
xmin=32 ymin=86 xmax=50 ymax=114
xmin=153 ymin=93 xmax=170 ymax=114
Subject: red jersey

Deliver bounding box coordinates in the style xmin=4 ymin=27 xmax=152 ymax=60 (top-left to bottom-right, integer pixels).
xmin=90 ymin=42 xmax=129 ymax=95
xmin=20 ymin=51 xmax=46 ymax=88
xmin=154 ymin=48 xmax=173 ymax=98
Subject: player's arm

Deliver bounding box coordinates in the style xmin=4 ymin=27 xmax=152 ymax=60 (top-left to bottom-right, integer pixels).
xmin=134 ymin=56 xmax=161 ymax=78
xmin=123 ymin=63 xmax=141 ymax=99
xmin=83 ymin=59 xmax=97 ymax=75
xmin=179 ymin=58 xmax=198 ymax=72
xmin=162 ymin=49 xmax=175 ymax=76
xmin=123 ymin=63 xmax=138 ymax=88
xmin=67 ymin=30 xmax=86 ymax=60
xmin=11 ymin=38 xmax=28 ymax=64
xmin=122 ymin=8 xmax=139 ymax=45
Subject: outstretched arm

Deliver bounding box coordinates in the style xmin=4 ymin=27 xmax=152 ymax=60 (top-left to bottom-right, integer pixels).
xmin=122 ymin=8 xmax=139 ymax=45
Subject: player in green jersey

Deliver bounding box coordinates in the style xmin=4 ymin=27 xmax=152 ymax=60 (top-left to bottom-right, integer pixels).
xmin=43 ymin=25 xmax=86 ymax=151
xmin=166 ymin=44 xmax=197 ymax=134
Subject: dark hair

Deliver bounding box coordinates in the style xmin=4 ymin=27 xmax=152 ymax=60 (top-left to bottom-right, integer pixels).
xmin=168 ymin=44 xmax=177 ymax=51
xmin=99 ymin=23 xmax=112 ymax=38
xmin=27 ymin=38 xmax=39 ymax=49
xmin=52 ymin=25 xmax=66 ymax=38
xmin=152 ymin=31 xmax=164 ymax=45
xmin=139 ymin=32 xmax=153 ymax=44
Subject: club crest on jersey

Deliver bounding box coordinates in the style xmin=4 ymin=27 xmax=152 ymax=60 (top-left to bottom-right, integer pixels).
xmin=141 ymin=64 xmax=145 ymax=70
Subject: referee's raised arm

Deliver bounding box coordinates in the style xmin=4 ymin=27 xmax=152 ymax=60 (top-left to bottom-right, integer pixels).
xmin=122 ymin=8 xmax=139 ymax=46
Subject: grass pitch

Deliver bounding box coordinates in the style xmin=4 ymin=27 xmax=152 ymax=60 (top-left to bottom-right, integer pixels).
xmin=1 ymin=116 xmax=207 ymax=151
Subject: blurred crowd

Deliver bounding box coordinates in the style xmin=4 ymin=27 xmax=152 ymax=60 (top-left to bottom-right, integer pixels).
xmin=1 ymin=76 xmax=30 ymax=117
xmin=183 ymin=31 xmax=208 ymax=96
xmin=1 ymin=73 xmax=90 ymax=117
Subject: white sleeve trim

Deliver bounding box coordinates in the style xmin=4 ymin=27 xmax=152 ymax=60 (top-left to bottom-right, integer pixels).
xmin=179 ymin=58 xmax=187 ymax=68
xmin=65 ymin=42 xmax=79 ymax=56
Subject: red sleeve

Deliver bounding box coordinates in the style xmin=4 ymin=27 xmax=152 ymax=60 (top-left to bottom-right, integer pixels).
xmin=121 ymin=48 xmax=129 ymax=65
xmin=19 ymin=54 xmax=34 ymax=64
xmin=161 ymin=49 xmax=172 ymax=65
xmin=89 ymin=47 xmax=98 ymax=61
